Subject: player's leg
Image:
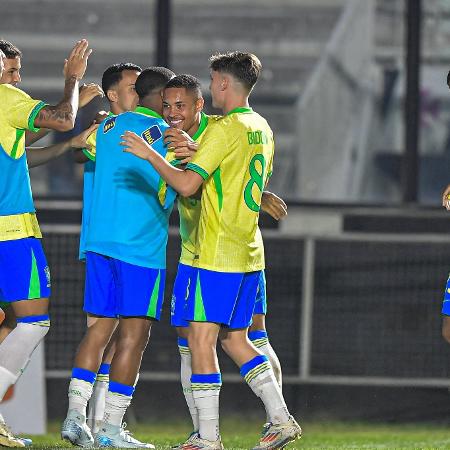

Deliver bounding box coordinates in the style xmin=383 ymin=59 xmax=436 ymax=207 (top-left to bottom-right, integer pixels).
xmin=219 ymin=271 xmax=301 ymax=450
xmin=0 ymin=237 xmax=52 ymax=448
xmin=442 ymin=275 xmax=450 ymax=343
xmin=62 ymin=252 xmax=118 ymax=447
xmin=95 ymin=260 xmax=164 ymax=449
xmin=443 ymin=316 xmax=450 ymax=343
xmin=249 ymin=272 xmax=282 ymax=388
xmin=86 ymin=316 xmax=118 ymax=434
xmin=171 ymin=263 xmax=199 ymax=436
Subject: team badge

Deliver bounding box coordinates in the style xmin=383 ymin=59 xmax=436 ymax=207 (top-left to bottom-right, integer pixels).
xmin=141 ymin=125 xmax=162 ymax=145
xmin=103 ymin=117 xmax=116 ymax=133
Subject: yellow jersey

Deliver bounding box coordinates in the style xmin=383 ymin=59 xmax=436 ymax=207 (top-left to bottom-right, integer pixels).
xmin=186 ymin=107 xmax=274 ymax=273
xmin=0 ymin=84 xmax=46 ymax=241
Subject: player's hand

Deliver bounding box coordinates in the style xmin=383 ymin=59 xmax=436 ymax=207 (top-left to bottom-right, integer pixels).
xmin=164 ymin=128 xmax=198 ymax=163
xmin=79 ymin=83 xmax=104 ymax=107
xmin=261 ymin=191 xmax=287 ymax=220
xmin=442 ymin=184 xmax=450 ymax=210
xmin=69 ymin=123 xmax=98 ymax=149
xmin=63 ymin=39 xmax=92 ymax=81
xmin=121 ymin=131 xmax=154 ymax=160
xmin=94 ymin=110 xmax=110 ymax=124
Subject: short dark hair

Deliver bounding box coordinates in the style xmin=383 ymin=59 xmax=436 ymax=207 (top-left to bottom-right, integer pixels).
xmin=209 ymin=51 xmax=262 ymax=91
xmin=101 ymin=63 xmax=142 ymax=94
xmin=165 ymin=74 xmax=202 ymax=98
xmin=447 ymin=69 xmax=450 ymax=87
xmin=135 ymin=67 xmax=175 ymax=99
xmin=0 ymin=40 xmax=22 ymax=58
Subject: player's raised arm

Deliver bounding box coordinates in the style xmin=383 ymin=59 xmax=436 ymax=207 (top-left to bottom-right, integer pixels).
xmin=33 ymin=39 xmax=92 ymax=132
xmin=121 ymin=131 xmax=204 ymax=197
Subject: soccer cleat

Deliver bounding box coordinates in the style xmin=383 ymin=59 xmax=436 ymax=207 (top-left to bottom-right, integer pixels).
xmin=17 ymin=437 xmax=32 ymax=447
xmin=171 ymin=431 xmax=199 ymax=449
xmin=61 ymin=410 xmax=94 ymax=448
xmin=252 ymin=416 xmax=302 ymax=450
xmin=94 ymin=422 xmax=155 ymax=448
xmin=178 ymin=434 xmax=223 ymax=450
xmin=0 ymin=420 xmax=25 ymax=448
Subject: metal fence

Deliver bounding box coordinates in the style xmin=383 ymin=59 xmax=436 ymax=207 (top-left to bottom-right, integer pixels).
xmin=42 ymin=226 xmax=450 ymax=388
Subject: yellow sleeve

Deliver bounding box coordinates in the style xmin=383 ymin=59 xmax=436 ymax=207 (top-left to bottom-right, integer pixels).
xmin=82 ymin=130 xmax=97 ymax=161
xmin=185 ymin=123 xmax=228 ymax=180
xmin=2 ymin=84 xmax=46 ymax=132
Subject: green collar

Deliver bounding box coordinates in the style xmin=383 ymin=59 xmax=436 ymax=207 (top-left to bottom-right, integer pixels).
xmin=226 ymin=106 xmax=253 ymax=116
xmin=107 ymin=111 xmax=114 ymax=117
xmin=134 ymin=106 xmax=163 ymax=119
xmin=192 ymin=112 xmax=209 ymax=141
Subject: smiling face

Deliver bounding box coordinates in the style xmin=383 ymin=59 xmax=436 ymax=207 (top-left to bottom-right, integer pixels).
xmin=0 ymin=56 xmax=21 ymax=86
xmin=162 ymin=86 xmax=204 ymax=136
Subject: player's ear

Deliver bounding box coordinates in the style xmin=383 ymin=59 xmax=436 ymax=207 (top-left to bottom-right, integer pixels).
xmin=221 ymin=76 xmax=229 ymax=91
xmin=195 ymin=97 xmax=204 ymax=113
xmin=107 ymin=89 xmax=118 ymax=103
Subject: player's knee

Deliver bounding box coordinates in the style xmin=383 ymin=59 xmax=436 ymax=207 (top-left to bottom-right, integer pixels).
xmin=443 ymin=322 xmax=450 ymax=344
xmin=188 ymin=332 xmax=215 ymax=353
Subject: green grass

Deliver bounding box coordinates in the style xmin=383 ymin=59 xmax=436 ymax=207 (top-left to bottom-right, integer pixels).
xmin=25 ymin=420 xmax=450 ymax=449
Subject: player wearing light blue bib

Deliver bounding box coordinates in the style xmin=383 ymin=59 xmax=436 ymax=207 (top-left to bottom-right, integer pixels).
xmin=62 ymin=67 xmax=175 ymax=450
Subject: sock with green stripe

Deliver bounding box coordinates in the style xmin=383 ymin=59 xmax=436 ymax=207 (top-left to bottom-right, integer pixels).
xmin=87 ymin=363 xmax=110 ymax=432
xmin=248 ymin=330 xmax=282 ymax=388
xmin=68 ymin=367 xmax=96 ymax=418
xmin=191 ymin=373 xmax=221 ymax=441
xmin=178 ymin=337 xmax=199 ymax=431
xmin=0 ymin=314 xmax=50 ymax=399
xmin=240 ymin=355 xmax=289 ymax=425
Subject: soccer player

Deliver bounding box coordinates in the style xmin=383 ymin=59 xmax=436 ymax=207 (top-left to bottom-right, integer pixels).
xmin=162 ymin=74 xmax=286 ymax=438
xmin=122 ymin=52 xmax=301 ymax=450
xmin=61 ymin=67 xmax=176 ymax=449
xmin=0 ymin=39 xmax=92 ymax=447
xmin=76 ymin=62 xmax=142 ymax=435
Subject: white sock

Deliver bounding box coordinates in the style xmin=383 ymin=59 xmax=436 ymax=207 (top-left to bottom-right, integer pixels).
xmin=248 ymin=331 xmax=282 ymax=389
xmin=191 ymin=373 xmax=221 ymax=442
xmin=0 ymin=320 xmax=49 ymax=398
xmin=87 ymin=380 xmax=108 ymax=429
xmin=242 ymin=356 xmax=290 ymax=424
xmin=178 ymin=339 xmax=199 ymax=431
xmin=103 ymin=391 xmax=132 ymax=427
xmin=68 ymin=378 xmax=94 ymax=417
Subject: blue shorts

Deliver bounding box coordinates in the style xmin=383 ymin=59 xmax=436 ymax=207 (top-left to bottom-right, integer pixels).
xmin=84 ymin=251 xmax=165 ymax=319
xmin=171 ymin=263 xmax=193 ymax=327
xmin=184 ymin=268 xmax=261 ymax=329
xmin=442 ymin=274 xmax=450 ymax=316
xmin=253 ymin=270 xmax=267 ymax=315
xmin=0 ymin=237 xmax=51 ymax=302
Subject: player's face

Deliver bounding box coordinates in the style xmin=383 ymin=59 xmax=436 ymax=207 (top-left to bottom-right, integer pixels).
xmin=210 ymin=70 xmax=225 ymax=109
xmin=163 ymin=87 xmax=203 ymax=135
xmin=0 ymin=57 xmax=21 ymax=86
xmin=111 ymin=70 xmax=140 ymax=114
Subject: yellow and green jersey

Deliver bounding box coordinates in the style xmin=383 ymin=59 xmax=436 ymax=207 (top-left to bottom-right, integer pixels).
xmin=186 ymin=107 xmax=274 ymax=273
xmin=0 ymin=84 xmax=46 ymax=241
xmin=166 ymin=113 xmax=212 ymax=265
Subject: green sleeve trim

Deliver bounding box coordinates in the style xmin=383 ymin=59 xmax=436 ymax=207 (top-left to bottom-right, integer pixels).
xmin=212 ymin=168 xmax=223 ymax=212
xmin=192 ymin=113 xmax=209 ymax=141
xmin=27 ymin=101 xmax=47 ymax=132
xmin=186 ymin=162 xmax=209 ymax=180
xmin=82 ymin=147 xmax=95 ymax=162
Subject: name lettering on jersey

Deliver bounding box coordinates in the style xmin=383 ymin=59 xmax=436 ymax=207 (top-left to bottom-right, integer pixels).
xmin=142 ymin=125 xmax=162 ymax=145
xmin=247 ymin=130 xmax=268 ymax=145
xmin=103 ymin=117 xmax=116 ymax=133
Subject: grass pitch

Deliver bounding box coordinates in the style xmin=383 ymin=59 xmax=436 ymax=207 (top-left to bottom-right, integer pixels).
xmin=27 ymin=419 xmax=450 ymax=449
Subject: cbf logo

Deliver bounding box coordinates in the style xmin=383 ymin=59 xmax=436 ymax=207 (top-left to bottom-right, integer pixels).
xmin=103 ymin=117 xmax=116 ymax=133
xmin=141 ymin=125 xmax=162 ymax=145
xmin=44 ymin=266 xmax=51 ymax=287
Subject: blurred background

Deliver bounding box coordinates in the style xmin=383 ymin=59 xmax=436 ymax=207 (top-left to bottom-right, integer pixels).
xmin=3 ymin=0 xmax=450 ymax=426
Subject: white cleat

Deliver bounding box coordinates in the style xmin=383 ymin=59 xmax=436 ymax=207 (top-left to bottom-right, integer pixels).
xmin=61 ymin=410 xmax=94 ymax=448
xmin=0 ymin=420 xmax=25 ymax=448
xmin=252 ymin=416 xmax=302 ymax=450
xmin=178 ymin=434 xmax=223 ymax=450
xmin=94 ymin=422 xmax=155 ymax=448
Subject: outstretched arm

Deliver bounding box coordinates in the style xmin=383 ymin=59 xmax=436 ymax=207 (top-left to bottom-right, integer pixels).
xmin=33 ymin=40 xmax=92 ymax=132
xmin=27 ymin=123 xmax=98 ymax=168
xmin=121 ymin=131 xmax=203 ymax=197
